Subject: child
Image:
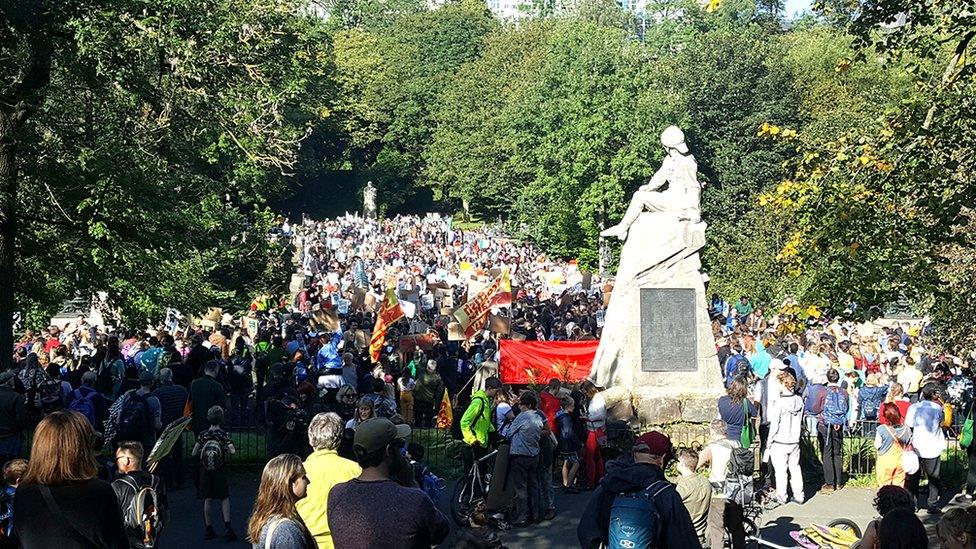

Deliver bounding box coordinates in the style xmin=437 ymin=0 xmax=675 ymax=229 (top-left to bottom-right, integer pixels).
xmin=406 ymin=442 xmax=429 ymax=487
xmin=0 ymin=459 xmax=27 ymax=548
xmin=192 ymin=405 xmax=237 ymax=541
xmin=455 ymin=500 xmax=506 ymax=548
xmin=675 ymin=448 xmax=710 ymax=546
xmin=555 ymin=396 xmax=583 ymax=492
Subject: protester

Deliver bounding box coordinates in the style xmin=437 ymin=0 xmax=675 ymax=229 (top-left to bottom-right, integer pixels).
xmin=112 ymin=441 xmax=169 ymax=549
xmin=0 ymin=459 xmax=26 ymax=547
xmin=675 ymin=448 xmax=710 ymax=545
xmin=697 ymin=419 xmax=745 ymax=549
xmin=296 ymin=412 xmax=361 ymax=549
xmin=879 ymin=383 xmax=911 ymax=425
xmin=152 ymin=367 xmax=188 ymax=488
xmin=818 ymin=368 xmax=849 ymax=492
xmin=190 ymin=361 xmax=226 ymax=436
xmin=577 ymin=430 xmax=700 ymax=549
xmin=877 ymin=507 xmax=928 ymax=548
xmin=905 ymin=384 xmax=946 ymax=513
xmin=0 ymin=372 xmax=26 ymax=465
xmin=766 ymin=370 xmax=804 ymax=504
xmin=413 ymin=361 xmax=444 ymax=428
xmin=12 ymin=411 xmax=128 ymax=548
xmin=460 ymin=377 xmax=502 ymax=469
xmin=555 ymin=395 xmax=583 ymax=492
xmin=508 ymin=391 xmax=545 ymax=526
xmin=247 ymin=454 xmax=315 ymax=549
xmin=937 ymin=506 xmax=976 ymax=549
xmin=580 ymin=380 xmax=606 ymax=490
xmin=327 ymin=418 xmax=450 ymax=548
xmin=718 ymin=376 xmax=757 ymax=443
xmin=860 ymin=485 xmax=916 ymax=549
xmin=875 ymin=402 xmax=912 ymax=487
xmin=192 ymin=405 xmax=238 ymax=541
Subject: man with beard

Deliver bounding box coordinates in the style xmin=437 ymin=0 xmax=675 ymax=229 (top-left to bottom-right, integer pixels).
xmin=328 ymin=418 xmax=449 ymax=548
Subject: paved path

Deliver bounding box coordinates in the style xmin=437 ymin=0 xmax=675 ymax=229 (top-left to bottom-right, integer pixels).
xmin=163 ymin=472 xmax=957 ymax=548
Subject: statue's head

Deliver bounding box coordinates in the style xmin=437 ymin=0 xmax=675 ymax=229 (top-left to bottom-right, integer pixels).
xmin=660 ymin=126 xmax=689 ymax=154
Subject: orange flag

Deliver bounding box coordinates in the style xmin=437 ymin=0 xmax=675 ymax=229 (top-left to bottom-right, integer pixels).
xmin=369 ymin=288 xmax=405 ymax=363
xmin=436 ymin=391 xmax=453 ymax=429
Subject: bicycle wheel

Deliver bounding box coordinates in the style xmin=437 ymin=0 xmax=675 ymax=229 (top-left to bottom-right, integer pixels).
xmin=450 ymin=474 xmax=483 ymax=526
xmin=827 ymin=518 xmax=862 ymax=538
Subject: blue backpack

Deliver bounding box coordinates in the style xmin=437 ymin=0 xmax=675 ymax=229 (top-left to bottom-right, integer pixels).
xmin=724 ymin=354 xmax=751 ymax=387
xmin=68 ymin=389 xmax=98 ymax=429
xmin=822 ymin=387 xmax=848 ymax=426
xmin=608 ymin=480 xmax=671 ymax=549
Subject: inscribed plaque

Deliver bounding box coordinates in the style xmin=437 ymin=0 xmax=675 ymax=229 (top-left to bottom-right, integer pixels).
xmin=640 ymin=288 xmax=697 ymax=372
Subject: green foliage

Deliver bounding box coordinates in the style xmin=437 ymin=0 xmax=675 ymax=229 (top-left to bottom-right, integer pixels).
xmin=1 ymin=0 xmax=328 ymax=332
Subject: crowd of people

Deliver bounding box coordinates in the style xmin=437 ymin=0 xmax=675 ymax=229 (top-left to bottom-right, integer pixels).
xmin=3 ymin=213 xmax=976 ymax=548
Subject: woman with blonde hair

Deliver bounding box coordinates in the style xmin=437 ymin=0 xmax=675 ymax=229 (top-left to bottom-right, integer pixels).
xmin=248 ymin=454 xmax=314 ymax=549
xmin=12 ymin=411 xmax=128 ymax=548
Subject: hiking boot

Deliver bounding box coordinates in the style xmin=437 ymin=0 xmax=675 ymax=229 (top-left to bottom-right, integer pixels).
xmin=821 ymin=484 xmax=835 ymax=493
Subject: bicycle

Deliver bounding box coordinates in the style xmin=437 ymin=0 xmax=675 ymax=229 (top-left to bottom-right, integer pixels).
xmin=450 ymin=447 xmax=501 ymax=527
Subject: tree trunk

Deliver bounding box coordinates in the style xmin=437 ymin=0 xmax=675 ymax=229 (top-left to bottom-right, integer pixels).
xmin=0 ymin=114 xmax=17 ymax=372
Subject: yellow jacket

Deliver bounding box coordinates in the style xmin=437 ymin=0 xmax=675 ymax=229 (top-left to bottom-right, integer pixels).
xmin=296 ymin=449 xmax=362 ymax=549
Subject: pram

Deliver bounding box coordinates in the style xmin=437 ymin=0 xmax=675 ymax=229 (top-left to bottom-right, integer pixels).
xmin=748 ymin=518 xmax=863 ymax=549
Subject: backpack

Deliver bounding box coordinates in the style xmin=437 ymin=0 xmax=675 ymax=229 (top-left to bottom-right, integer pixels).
xmin=200 ymin=438 xmax=225 ymax=471
xmin=822 ymin=387 xmax=848 ymax=426
xmin=37 ymin=379 xmax=64 ymax=415
xmin=68 ymin=388 xmax=98 ymax=428
xmin=420 ymin=466 xmax=445 ymax=505
xmin=118 ymin=474 xmax=162 ymax=548
xmin=725 ymin=354 xmax=751 ymax=387
xmin=723 ymin=447 xmax=755 ymax=505
xmin=607 ymin=480 xmax=671 ymax=549
xmin=117 ymin=393 xmax=153 ymax=442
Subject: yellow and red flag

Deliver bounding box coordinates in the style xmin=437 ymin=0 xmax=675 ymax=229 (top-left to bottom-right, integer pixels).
xmin=369 ymin=288 xmax=405 ymax=364
xmin=436 ymin=391 xmax=453 ymax=429
xmin=454 ymin=269 xmax=511 ymax=339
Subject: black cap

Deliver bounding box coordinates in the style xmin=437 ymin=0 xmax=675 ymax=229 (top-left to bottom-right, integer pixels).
xmin=354 ymin=418 xmax=411 ymax=454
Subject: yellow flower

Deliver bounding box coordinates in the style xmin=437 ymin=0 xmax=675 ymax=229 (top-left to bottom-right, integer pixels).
xmin=703 ymin=0 xmax=722 ymax=13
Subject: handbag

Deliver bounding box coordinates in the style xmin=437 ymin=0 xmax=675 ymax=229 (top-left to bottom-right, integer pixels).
xmin=961 ymin=408 xmax=974 ymax=448
xmin=739 ymin=399 xmax=754 ymax=448
xmin=901 ymin=436 xmax=920 ymax=475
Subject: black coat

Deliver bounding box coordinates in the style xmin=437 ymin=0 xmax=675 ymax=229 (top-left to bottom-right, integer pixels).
xmin=13 ymin=479 xmax=128 ymax=549
xmin=577 ymin=461 xmax=701 ymax=549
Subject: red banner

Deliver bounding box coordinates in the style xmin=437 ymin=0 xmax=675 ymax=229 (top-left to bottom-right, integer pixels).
xmin=499 ymin=340 xmax=598 ymax=385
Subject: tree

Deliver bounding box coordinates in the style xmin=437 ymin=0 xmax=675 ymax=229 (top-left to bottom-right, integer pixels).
xmin=0 ymin=0 xmax=329 ymax=368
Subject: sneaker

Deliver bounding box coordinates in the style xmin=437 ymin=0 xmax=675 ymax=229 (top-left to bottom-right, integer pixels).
xmin=204 ymin=527 xmax=216 ymax=540
xmin=790 ymin=497 xmax=805 ymax=505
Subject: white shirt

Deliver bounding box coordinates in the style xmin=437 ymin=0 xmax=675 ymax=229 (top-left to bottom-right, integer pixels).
xmin=905 ymin=400 xmax=946 ymax=459
xmin=586 ymin=392 xmax=607 ymax=431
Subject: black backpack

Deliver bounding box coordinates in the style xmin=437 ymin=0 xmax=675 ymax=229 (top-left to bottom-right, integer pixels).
xmin=723 ymin=446 xmax=756 ymax=505
xmin=117 ymin=393 xmax=152 ymax=442
xmin=37 ymin=379 xmax=64 ymax=415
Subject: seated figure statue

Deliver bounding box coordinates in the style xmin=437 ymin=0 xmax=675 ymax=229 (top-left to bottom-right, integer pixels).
xmin=601 ymin=125 xmax=702 ymax=241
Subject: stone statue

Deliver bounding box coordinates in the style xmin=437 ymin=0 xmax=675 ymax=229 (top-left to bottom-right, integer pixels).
xmin=601 ymin=126 xmax=702 ymax=241
xmin=363 ymin=181 xmax=377 ymax=220
xmin=590 ymin=125 xmax=721 ymax=425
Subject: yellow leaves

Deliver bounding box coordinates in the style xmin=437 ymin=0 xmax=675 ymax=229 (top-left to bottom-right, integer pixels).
xmin=758 ymin=122 xmax=797 ymax=140
xmin=805 ymin=305 xmax=822 ymax=319
xmin=835 ymin=58 xmax=852 ymax=73
xmin=777 ymin=232 xmax=803 ymax=262
xmin=700 ymin=0 xmax=722 ymax=13
xmin=858 ymin=154 xmax=872 ymax=166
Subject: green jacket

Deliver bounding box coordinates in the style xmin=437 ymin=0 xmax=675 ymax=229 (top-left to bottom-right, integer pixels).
xmin=413 ymin=370 xmax=444 ymax=404
xmin=460 ymin=391 xmax=494 ymax=446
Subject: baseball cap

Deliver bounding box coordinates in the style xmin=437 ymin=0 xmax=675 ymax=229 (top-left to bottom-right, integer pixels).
xmin=633 ymin=431 xmax=673 ymax=458
xmin=354 ymin=418 xmax=411 ymax=454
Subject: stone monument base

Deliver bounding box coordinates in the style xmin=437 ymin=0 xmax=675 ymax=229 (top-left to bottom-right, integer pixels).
xmin=592 ymin=212 xmax=723 ymax=426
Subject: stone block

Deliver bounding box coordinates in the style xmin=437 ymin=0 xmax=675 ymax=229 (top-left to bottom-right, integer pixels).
xmin=681 ymin=396 xmax=719 ymax=423
xmin=634 ymin=394 xmax=681 ymax=425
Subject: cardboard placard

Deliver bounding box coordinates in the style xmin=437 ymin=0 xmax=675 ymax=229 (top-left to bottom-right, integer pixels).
xmin=311 ymin=308 xmax=340 ymax=333
xmin=243 ymin=317 xmax=260 ymax=338
xmin=510 ymin=331 xmax=527 ymax=341
xmin=365 ymin=292 xmax=380 ymax=312
xmin=350 ymin=287 xmax=366 ymax=311
xmin=582 ymin=272 xmax=593 ymax=290
xmin=440 ymin=307 xmax=454 ymax=316
xmin=399 ymin=333 xmax=438 ymax=353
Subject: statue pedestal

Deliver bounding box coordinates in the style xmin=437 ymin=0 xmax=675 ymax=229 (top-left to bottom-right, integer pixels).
xmin=592 ymin=212 xmax=722 ymax=425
